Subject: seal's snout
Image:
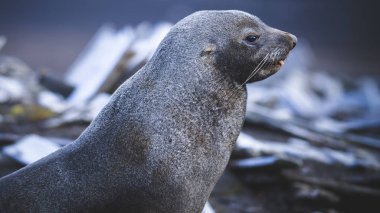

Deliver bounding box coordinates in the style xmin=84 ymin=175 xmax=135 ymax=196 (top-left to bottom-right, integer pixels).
xmin=286 ymin=33 xmax=297 ymax=49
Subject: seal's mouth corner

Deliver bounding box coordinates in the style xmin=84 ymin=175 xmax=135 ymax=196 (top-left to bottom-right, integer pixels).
xmin=272 ymin=54 xmax=288 ymax=69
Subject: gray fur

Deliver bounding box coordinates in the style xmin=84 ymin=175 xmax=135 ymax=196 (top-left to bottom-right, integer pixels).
xmin=0 ymin=10 xmax=296 ymax=212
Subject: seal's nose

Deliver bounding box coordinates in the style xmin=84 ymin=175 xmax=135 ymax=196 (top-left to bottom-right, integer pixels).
xmin=286 ymin=33 xmax=297 ymax=49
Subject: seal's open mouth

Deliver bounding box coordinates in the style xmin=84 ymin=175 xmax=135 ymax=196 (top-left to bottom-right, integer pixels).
xmin=273 ymin=55 xmax=288 ymax=69
xmin=274 ymin=59 xmax=286 ymax=69
xmin=261 ymin=54 xmax=289 ymax=77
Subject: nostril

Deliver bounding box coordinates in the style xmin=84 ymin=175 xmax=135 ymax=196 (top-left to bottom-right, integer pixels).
xmin=288 ymin=33 xmax=297 ymax=49
xmin=283 ymin=32 xmax=297 ymax=49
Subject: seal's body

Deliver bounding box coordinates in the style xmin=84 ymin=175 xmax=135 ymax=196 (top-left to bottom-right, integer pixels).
xmin=0 ymin=10 xmax=296 ymax=212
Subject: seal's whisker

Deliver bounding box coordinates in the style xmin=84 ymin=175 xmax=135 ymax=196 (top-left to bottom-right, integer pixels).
xmin=262 ymin=51 xmax=275 ymax=70
xmin=246 ymin=48 xmax=280 ymax=81
xmin=244 ymin=52 xmax=273 ymax=84
xmin=245 ymin=54 xmax=269 ymax=80
xmin=268 ymin=50 xmax=276 ymax=65
xmin=225 ymin=53 xmax=270 ymax=100
xmin=242 ymin=55 xmax=269 ymax=85
xmin=224 ymin=47 xmax=282 ymax=100
xmin=272 ymin=49 xmax=280 ymax=63
xmin=274 ymin=48 xmax=281 ymax=58
xmin=241 ymin=53 xmax=270 ymax=86
xmin=242 ymin=47 xmax=280 ymax=85
xmin=267 ymin=48 xmax=279 ymax=67
xmin=271 ymin=49 xmax=281 ymax=65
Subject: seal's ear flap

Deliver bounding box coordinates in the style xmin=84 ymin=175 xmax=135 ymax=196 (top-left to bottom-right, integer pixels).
xmin=201 ymin=43 xmax=217 ymax=57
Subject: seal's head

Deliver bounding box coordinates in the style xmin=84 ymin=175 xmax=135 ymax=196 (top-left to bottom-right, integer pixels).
xmin=167 ymin=10 xmax=297 ymax=84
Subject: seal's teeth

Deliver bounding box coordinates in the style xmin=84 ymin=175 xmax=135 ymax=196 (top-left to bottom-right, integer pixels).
xmin=278 ymin=60 xmax=285 ymax=66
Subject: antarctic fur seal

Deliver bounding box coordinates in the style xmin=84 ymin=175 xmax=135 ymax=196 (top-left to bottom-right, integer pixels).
xmin=0 ymin=10 xmax=296 ymax=212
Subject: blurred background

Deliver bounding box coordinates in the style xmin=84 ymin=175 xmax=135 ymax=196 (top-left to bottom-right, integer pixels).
xmin=1 ymin=1 xmax=380 ymax=212
xmin=1 ymin=0 xmax=379 ymax=77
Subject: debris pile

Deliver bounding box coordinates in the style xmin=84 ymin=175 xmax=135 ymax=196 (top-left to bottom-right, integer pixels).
xmin=0 ymin=23 xmax=379 ymax=212
xmin=0 ymin=22 xmax=172 ymax=141
xmin=227 ymin=45 xmax=380 ymax=212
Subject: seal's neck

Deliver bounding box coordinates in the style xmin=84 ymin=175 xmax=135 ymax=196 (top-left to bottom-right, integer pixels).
xmin=148 ymin=56 xmax=244 ymax=105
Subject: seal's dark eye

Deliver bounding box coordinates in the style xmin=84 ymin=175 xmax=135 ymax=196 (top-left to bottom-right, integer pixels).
xmin=245 ymin=35 xmax=259 ymax=44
